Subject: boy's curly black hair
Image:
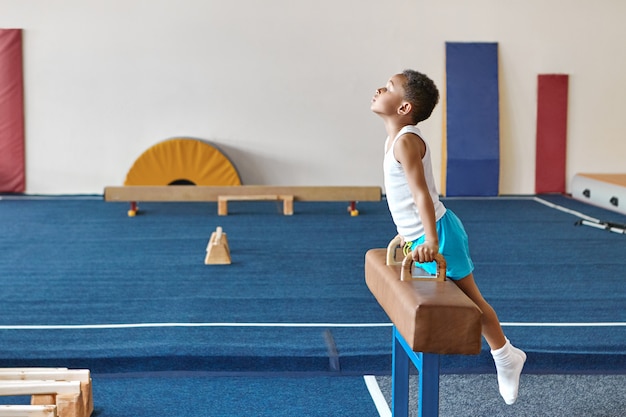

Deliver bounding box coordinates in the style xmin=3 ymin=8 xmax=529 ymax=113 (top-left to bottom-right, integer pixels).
xmin=401 ymin=69 xmax=440 ymax=124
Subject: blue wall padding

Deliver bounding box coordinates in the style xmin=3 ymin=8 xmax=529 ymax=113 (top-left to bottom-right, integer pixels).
xmin=445 ymin=42 xmax=500 ymax=196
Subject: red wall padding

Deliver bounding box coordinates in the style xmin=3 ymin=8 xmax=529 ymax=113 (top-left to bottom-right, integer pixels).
xmin=535 ymin=74 xmax=568 ymax=194
xmin=0 ymin=29 xmax=25 ymax=193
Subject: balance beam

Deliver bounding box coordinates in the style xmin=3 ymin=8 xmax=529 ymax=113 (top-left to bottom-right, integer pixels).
xmin=104 ymin=185 xmax=381 ymax=202
xmin=365 ymin=237 xmax=483 ymax=417
xmin=0 ymin=369 xmax=90 ymax=383
xmin=0 ymin=405 xmax=57 ymax=417
xmin=104 ymin=185 xmax=381 ymax=216
xmin=0 ymin=381 xmax=81 ymax=398
xmin=0 ymin=381 xmax=85 ymax=417
xmin=0 ymin=368 xmax=92 ymax=417
xmin=0 ymin=368 xmax=69 ymax=372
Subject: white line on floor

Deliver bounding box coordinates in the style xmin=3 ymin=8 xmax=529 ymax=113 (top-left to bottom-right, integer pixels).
xmin=0 ymin=322 xmax=624 ymax=330
xmin=533 ymin=196 xmax=600 ymax=222
xmin=0 ymin=322 xmax=393 ymax=330
xmin=364 ymin=375 xmax=391 ymax=417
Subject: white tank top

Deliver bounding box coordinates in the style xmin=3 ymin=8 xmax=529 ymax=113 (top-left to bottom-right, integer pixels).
xmin=383 ymin=125 xmax=446 ymax=241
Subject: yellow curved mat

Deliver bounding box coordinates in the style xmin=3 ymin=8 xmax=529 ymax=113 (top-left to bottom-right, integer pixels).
xmin=124 ymin=138 xmax=241 ymax=186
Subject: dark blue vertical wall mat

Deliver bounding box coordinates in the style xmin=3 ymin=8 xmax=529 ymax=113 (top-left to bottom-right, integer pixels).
xmin=445 ymin=42 xmax=500 ymax=196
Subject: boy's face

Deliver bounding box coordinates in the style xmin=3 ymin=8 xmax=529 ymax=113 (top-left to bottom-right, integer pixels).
xmin=371 ymin=74 xmax=407 ymax=117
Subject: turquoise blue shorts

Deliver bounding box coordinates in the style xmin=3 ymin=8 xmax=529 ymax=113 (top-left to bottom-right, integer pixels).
xmin=403 ymin=209 xmax=474 ymax=280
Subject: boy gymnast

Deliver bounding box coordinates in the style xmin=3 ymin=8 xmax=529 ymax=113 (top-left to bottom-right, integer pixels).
xmin=371 ymin=69 xmax=526 ymax=405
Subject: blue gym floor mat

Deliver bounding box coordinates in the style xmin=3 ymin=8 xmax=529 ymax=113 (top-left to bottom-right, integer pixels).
xmin=0 ymin=196 xmax=624 ymax=374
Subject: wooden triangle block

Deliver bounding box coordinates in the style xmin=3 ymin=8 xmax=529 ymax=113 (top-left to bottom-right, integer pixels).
xmin=205 ymin=226 xmax=231 ymax=265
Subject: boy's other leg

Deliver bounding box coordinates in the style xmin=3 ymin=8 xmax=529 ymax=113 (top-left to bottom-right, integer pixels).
xmin=453 ymin=273 xmax=526 ymax=405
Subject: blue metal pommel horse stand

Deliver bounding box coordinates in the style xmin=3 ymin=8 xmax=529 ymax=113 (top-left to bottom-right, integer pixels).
xmin=365 ymin=238 xmax=483 ymax=417
xmin=392 ymin=325 xmax=441 ymax=417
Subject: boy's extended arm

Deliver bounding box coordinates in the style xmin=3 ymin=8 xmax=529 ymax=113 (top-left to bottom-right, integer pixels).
xmin=394 ymin=134 xmax=439 ymax=263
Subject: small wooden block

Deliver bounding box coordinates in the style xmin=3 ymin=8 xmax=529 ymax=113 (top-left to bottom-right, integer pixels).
xmin=205 ymin=227 xmax=231 ymax=264
xmin=31 ymin=381 xmax=92 ymax=417
xmin=55 ymin=392 xmax=85 ymax=417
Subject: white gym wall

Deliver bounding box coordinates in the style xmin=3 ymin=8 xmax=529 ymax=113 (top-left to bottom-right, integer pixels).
xmin=1 ymin=0 xmax=624 ymax=195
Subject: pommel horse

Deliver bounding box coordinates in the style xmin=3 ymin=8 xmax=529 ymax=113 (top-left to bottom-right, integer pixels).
xmin=365 ymin=237 xmax=483 ymax=417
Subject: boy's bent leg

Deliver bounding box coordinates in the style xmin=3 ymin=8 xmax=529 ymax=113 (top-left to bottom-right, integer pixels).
xmin=452 ymin=274 xmax=526 ymax=404
xmin=451 ymin=274 xmax=506 ymax=349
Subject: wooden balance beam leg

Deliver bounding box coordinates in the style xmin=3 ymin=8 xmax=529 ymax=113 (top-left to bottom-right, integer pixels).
xmin=365 ymin=237 xmax=483 ymax=417
xmin=217 ymin=194 xmax=294 ymax=216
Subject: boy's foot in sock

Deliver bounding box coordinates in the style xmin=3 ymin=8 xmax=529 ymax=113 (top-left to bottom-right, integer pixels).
xmin=491 ymin=340 xmax=526 ymax=405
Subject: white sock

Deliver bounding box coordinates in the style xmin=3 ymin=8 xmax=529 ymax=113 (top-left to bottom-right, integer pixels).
xmin=491 ymin=339 xmax=526 ymax=405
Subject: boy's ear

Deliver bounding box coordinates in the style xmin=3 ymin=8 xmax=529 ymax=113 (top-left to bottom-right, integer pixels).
xmin=398 ymin=101 xmax=412 ymax=116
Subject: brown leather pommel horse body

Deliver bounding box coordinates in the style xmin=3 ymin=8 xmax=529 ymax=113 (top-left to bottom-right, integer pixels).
xmin=365 ymin=238 xmax=483 ymax=355
xmin=364 ymin=237 xmax=483 ymax=416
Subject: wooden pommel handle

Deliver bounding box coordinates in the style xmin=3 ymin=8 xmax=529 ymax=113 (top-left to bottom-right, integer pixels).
xmin=401 ymin=253 xmax=447 ymax=282
xmin=385 ymin=235 xmax=404 ymax=265
xmin=386 ymin=236 xmax=447 ymax=281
